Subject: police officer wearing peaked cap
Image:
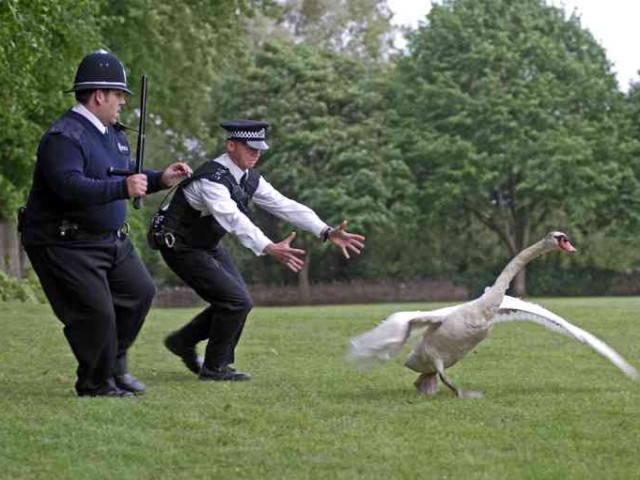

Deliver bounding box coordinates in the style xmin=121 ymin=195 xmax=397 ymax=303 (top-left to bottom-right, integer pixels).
xmin=160 ymin=119 xmax=366 ymax=382
xmin=21 ymin=49 xmax=192 ymax=397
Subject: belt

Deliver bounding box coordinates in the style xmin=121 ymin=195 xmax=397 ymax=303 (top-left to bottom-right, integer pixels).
xmin=55 ymin=221 xmax=130 ymax=241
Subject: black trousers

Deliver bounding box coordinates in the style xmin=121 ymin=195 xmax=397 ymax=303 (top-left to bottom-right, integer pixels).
xmin=160 ymin=244 xmax=253 ymax=368
xmin=25 ymin=238 xmax=156 ymax=394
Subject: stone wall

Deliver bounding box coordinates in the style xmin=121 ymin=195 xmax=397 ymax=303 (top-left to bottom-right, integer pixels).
xmin=153 ymin=278 xmax=470 ymax=308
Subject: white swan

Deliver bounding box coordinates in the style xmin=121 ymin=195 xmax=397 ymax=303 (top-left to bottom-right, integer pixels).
xmin=347 ymin=231 xmax=639 ymax=397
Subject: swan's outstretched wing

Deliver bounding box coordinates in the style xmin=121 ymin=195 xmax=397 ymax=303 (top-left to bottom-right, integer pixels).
xmin=493 ymin=295 xmax=639 ymax=381
xmin=347 ymin=304 xmax=460 ymax=367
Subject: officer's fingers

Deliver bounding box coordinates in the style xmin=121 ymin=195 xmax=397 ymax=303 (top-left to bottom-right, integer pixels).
xmin=128 ymin=174 xmax=147 ymax=186
xmin=347 ymin=243 xmax=362 ymax=255
xmin=136 ymin=178 xmax=148 ymax=193
xmin=287 ymin=257 xmax=305 ymax=272
xmin=285 ymin=262 xmax=300 ymax=273
xmin=127 ymin=176 xmax=140 ymax=197
xmin=171 ymin=163 xmax=190 ymax=174
xmin=180 ymin=164 xmax=193 ymax=176
xmin=287 ymin=247 xmax=306 ymax=257
xmin=126 ymin=177 xmax=145 ymax=197
xmin=348 ymin=239 xmax=364 ymax=251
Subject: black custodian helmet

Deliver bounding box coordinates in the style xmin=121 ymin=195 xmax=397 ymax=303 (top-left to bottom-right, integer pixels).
xmin=68 ymin=49 xmax=132 ymax=94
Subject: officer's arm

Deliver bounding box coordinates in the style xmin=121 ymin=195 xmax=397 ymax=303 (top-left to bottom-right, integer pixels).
xmin=251 ymin=177 xmax=327 ymax=238
xmin=189 ymin=179 xmax=272 ymax=255
xmin=41 ymin=135 xmax=128 ymax=205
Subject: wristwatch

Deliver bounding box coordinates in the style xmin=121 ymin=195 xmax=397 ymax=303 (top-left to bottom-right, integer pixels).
xmin=321 ymin=226 xmax=334 ymax=242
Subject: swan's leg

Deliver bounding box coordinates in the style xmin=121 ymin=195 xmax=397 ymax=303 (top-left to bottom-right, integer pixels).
xmin=414 ymin=373 xmax=438 ymax=395
xmin=434 ymin=358 xmax=483 ymax=399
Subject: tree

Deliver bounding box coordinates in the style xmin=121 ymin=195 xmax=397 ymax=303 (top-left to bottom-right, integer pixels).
xmin=218 ymin=40 xmax=417 ymax=297
xmin=254 ymin=0 xmax=396 ymax=62
xmin=99 ymin=0 xmax=274 ymax=155
xmin=95 ymin=0 xmax=276 ymax=283
xmin=0 ymin=0 xmax=103 ymax=220
xmin=393 ymin=0 xmax=640 ymax=295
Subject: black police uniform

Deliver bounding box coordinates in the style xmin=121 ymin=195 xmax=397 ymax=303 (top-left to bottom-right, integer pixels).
xmin=21 ymin=50 xmax=160 ymax=397
xmin=158 ymin=120 xmax=331 ymax=381
xmin=160 ymin=159 xmax=260 ymax=381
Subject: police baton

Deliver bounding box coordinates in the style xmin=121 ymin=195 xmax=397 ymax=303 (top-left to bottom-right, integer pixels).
xmin=108 ymin=74 xmax=148 ymax=209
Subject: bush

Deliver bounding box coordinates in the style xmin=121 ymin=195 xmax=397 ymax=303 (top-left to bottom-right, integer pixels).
xmin=0 ymin=270 xmax=45 ymax=303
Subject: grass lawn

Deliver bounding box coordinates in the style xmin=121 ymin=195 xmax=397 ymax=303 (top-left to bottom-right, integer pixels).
xmin=1 ymin=297 xmax=640 ymax=479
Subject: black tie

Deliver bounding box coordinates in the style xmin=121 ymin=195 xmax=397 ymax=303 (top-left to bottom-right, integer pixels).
xmin=239 ymin=172 xmax=247 ymax=189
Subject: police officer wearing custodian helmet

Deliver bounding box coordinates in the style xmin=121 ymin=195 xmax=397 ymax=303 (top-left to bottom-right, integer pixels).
xmin=21 ymin=50 xmax=192 ymax=397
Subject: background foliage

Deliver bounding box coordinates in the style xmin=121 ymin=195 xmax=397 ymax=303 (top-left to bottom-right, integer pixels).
xmin=3 ymin=0 xmax=640 ymax=301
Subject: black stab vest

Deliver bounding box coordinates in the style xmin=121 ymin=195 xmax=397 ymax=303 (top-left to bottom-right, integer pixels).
xmin=164 ymin=160 xmax=260 ymax=249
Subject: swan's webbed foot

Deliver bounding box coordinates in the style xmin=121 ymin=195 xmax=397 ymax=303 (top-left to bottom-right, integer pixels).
xmin=414 ymin=373 xmax=438 ymax=395
xmin=430 ymin=359 xmax=482 ymax=399
xmin=437 ymin=371 xmax=483 ymax=399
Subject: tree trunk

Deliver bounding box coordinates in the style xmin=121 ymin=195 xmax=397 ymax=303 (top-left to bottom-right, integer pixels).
xmin=513 ymin=267 xmax=527 ymax=297
xmin=298 ymin=254 xmax=311 ymax=304
xmin=0 ymin=220 xmax=26 ymax=278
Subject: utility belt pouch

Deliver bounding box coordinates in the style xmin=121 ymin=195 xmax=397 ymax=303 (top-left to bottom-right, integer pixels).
xmin=147 ymin=209 xmax=175 ymax=250
xmin=147 ymin=177 xmax=190 ymax=250
xmin=58 ymin=220 xmax=79 ymax=239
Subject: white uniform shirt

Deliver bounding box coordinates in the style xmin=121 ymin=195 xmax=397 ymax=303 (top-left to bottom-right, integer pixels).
xmin=183 ymin=153 xmax=328 ymax=256
xmin=72 ymin=104 xmax=107 ymax=134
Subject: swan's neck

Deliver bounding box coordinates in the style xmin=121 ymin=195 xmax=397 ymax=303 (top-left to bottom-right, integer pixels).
xmin=486 ymin=240 xmax=550 ymax=301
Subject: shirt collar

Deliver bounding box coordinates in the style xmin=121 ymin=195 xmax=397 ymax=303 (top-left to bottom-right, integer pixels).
xmin=72 ymin=103 xmax=107 ymax=134
xmin=215 ymin=153 xmax=246 ymax=183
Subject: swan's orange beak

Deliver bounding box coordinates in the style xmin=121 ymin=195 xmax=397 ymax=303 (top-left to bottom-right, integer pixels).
xmin=559 ymin=238 xmax=576 ymax=253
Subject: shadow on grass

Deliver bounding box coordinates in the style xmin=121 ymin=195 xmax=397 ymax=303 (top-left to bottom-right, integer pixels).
xmin=339 ymin=378 xmax=607 ymax=404
xmin=144 ymin=371 xmax=201 ymax=383
xmin=0 ymin=369 xmax=203 ymax=401
xmin=494 ymin=382 xmax=605 ymax=397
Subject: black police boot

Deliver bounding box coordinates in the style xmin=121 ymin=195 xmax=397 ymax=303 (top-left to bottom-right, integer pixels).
xmin=114 ymin=356 xmax=146 ymax=395
xmin=199 ymin=365 xmax=251 ymax=382
xmin=77 ymin=378 xmax=134 ymax=398
xmin=164 ymin=332 xmax=204 ymax=375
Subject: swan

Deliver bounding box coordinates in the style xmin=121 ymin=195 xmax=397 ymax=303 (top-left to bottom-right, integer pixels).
xmin=347 ymin=231 xmax=639 ymax=398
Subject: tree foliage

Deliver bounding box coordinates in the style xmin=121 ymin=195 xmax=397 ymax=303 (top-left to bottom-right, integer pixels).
xmin=218 ymin=39 xmax=417 ymax=285
xmin=3 ymin=0 xmax=640 ymax=297
xmin=275 ymin=0 xmax=396 ymax=62
xmin=393 ymin=0 xmax=640 ymax=294
xmin=0 ymin=0 xmax=102 ymax=220
xmin=99 ymin=0 xmax=273 ymax=157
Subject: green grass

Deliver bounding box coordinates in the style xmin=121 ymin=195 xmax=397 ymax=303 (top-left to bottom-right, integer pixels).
xmin=1 ymin=297 xmax=640 ymax=479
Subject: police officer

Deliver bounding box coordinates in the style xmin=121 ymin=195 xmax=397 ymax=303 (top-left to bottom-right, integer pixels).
xmin=21 ymin=50 xmax=192 ymax=397
xmin=161 ymin=120 xmax=365 ymax=381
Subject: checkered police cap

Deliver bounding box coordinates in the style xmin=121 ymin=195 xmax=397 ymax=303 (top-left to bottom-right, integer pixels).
xmin=221 ymin=119 xmax=269 ymax=151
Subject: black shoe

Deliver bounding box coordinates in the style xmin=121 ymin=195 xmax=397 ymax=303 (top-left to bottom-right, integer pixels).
xmin=114 ymin=373 xmax=146 ymax=395
xmin=77 ymin=382 xmax=134 ymax=398
xmin=164 ymin=333 xmax=204 ymax=375
xmin=199 ymin=365 xmax=251 ymax=382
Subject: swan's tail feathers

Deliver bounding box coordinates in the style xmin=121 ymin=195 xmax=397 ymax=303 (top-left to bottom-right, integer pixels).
xmin=347 ymin=308 xmax=453 ymax=369
xmin=494 ymin=295 xmax=640 ymax=381
xmin=347 ymin=312 xmax=418 ymax=369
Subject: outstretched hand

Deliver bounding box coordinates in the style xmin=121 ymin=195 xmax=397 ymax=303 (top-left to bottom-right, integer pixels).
xmin=161 ymin=161 xmax=193 ymax=187
xmin=328 ymin=220 xmax=365 ymax=259
xmin=264 ymin=232 xmax=307 ymax=273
